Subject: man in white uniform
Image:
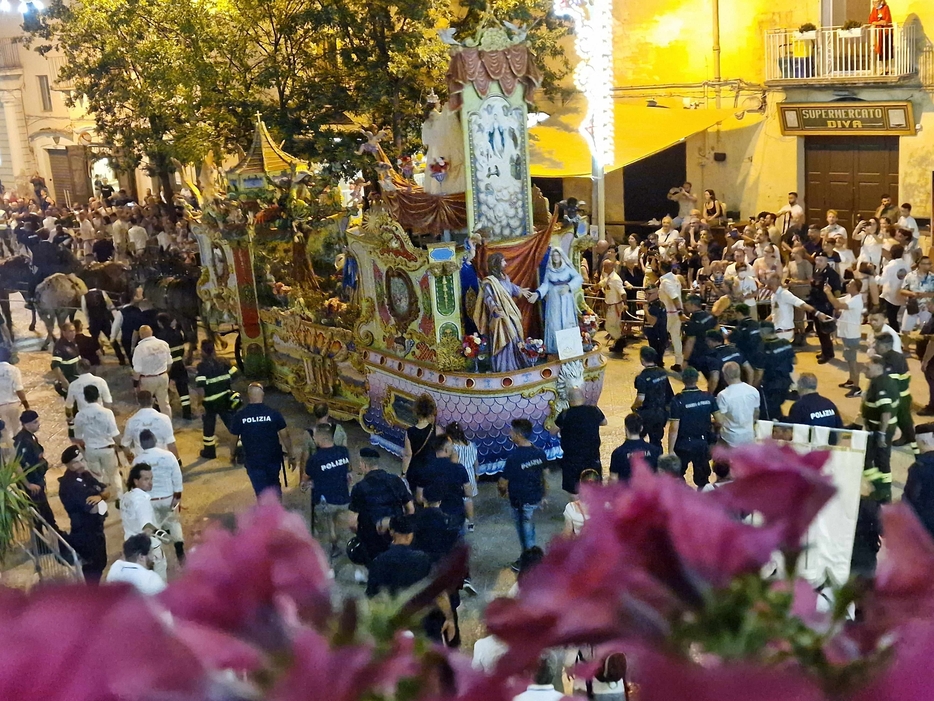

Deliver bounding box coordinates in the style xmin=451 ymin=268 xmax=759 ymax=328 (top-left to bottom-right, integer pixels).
xmin=901 ymin=256 xmax=934 ymax=333
xmin=765 ymin=273 xmax=818 ymax=342
xmin=715 ymin=362 xmax=761 ymax=448
xmin=104 ymin=534 xmax=166 ymax=595
xmin=120 ymin=462 xmax=167 ymax=581
xmin=134 ymin=429 xmax=185 ymax=567
xmin=0 ymin=346 xmax=28 ymax=448
xmin=132 ymin=325 xmax=173 ymax=418
xmin=122 ymin=390 xmax=178 ymax=460
xmin=658 ymin=261 xmax=684 ymax=371
xmin=65 ymin=359 xmax=112 ymax=413
xmin=72 ymin=385 xmax=122 ymax=497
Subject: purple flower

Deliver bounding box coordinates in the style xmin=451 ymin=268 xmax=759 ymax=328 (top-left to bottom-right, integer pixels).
xmin=711 ymin=442 xmax=835 ymax=548
xmin=160 ymin=493 xmax=333 ymax=645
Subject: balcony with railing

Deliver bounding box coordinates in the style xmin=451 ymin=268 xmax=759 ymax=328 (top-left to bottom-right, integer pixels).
xmin=765 ymin=23 xmax=917 ymax=84
xmin=0 ymin=37 xmax=21 ymax=71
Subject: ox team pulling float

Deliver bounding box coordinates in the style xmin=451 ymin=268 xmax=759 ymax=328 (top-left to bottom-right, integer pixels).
xmin=194 ymin=21 xmax=606 ymax=474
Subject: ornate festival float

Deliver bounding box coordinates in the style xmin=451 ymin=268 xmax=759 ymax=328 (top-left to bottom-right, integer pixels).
xmin=197 ymin=21 xmax=606 ymax=474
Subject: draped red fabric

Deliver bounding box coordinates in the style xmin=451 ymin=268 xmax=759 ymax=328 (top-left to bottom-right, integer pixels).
xmin=382 ymin=190 xmax=468 ymax=233
xmin=447 ymin=46 xmax=543 ymax=110
xmin=474 ymin=210 xmax=557 ymax=340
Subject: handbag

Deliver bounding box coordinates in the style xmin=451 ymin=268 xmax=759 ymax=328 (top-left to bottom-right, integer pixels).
xmin=906 ymin=297 xmax=920 ymax=315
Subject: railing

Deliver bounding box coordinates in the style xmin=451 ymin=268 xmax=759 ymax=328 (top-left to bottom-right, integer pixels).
xmin=765 ymin=23 xmax=916 ymax=83
xmin=0 ymin=37 xmax=21 ymax=70
xmin=9 ymin=506 xmax=84 ymax=586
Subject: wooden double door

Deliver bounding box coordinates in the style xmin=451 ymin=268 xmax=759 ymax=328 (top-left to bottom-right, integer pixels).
xmin=804 ymin=136 xmax=899 ymax=236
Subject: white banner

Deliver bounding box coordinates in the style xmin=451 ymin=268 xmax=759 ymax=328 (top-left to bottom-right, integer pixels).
xmin=755 ymin=422 xmax=868 ymax=587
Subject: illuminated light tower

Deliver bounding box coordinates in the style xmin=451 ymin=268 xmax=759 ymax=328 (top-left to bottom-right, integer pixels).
xmin=553 ymin=0 xmax=613 ymax=240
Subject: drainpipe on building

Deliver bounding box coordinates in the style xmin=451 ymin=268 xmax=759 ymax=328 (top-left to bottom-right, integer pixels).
xmin=712 ymin=0 xmax=722 ymax=109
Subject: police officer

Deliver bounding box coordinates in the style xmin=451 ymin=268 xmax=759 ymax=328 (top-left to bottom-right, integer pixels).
xmin=13 ymin=410 xmax=58 ymax=530
xmin=787 ymin=373 xmax=843 ymax=430
xmin=667 ymin=367 xmax=716 ymax=488
xmin=730 ymin=303 xmax=763 ymax=372
xmin=705 ymin=329 xmax=755 ymax=395
xmin=196 ymin=339 xmax=240 ymax=460
xmin=349 ymin=447 xmax=414 ymax=566
xmin=155 ymin=313 xmax=191 ymax=420
xmin=27 ymin=235 xmax=61 ymax=303
xmin=808 ymin=252 xmax=842 ymax=364
xmin=682 ymin=294 xmax=717 ymax=376
xmin=51 ymin=321 xmax=81 ymax=437
xmin=904 ymin=423 xmax=934 ymax=539
xmin=631 ymin=346 xmax=672 ymax=448
xmin=876 ymin=333 xmax=917 ymax=454
xmin=58 ymin=445 xmax=110 ymax=583
xmin=861 ymin=355 xmax=900 ymax=503
xmin=642 ymin=285 xmax=668 ymax=367
xmin=609 ymin=413 xmax=662 ymax=482
xmin=229 ymin=383 xmax=294 ymax=499
xmin=757 ymin=321 xmax=795 ymax=421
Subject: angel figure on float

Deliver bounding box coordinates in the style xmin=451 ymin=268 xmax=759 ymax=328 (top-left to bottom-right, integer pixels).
xmin=527 ymin=248 xmax=584 ymax=355
xmin=356 ymin=127 xmax=391 ymax=156
xmin=473 ymin=252 xmax=531 ymax=372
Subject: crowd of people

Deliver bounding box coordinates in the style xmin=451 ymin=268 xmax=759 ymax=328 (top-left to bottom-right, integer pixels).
xmin=5 ymin=174 xmax=934 ymax=698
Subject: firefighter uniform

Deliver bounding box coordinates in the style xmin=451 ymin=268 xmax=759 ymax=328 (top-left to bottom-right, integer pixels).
xmin=195 ymin=355 xmax=240 ymax=459
xmin=882 ymin=349 xmax=917 ymax=454
xmin=862 ymin=373 xmax=900 ymax=503
xmin=51 ymin=336 xmax=81 ymax=438
xmin=156 ymin=324 xmax=191 ymax=420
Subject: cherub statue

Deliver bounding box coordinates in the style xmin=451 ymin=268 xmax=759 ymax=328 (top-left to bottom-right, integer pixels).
xmin=375 ymin=163 xmax=397 ymax=192
xmin=356 ymin=127 xmax=391 ymax=156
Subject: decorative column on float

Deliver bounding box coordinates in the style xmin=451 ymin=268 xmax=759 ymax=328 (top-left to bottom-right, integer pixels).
xmin=447 ymin=22 xmax=543 ymax=242
xmin=425 ymin=242 xmax=463 ymax=344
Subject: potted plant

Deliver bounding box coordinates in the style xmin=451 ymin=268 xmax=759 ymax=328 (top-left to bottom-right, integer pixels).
xmin=796 ymin=22 xmax=818 ymax=40
xmin=0 ymin=456 xmax=38 ymax=576
xmin=839 ymin=20 xmax=863 ymax=38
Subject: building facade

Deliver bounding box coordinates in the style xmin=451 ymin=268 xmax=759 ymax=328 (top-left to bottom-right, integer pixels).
xmin=541 ymin=0 xmax=933 ymax=239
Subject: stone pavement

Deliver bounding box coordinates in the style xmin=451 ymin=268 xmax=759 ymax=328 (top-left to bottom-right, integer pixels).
xmin=1 ymin=293 xmax=924 ymax=651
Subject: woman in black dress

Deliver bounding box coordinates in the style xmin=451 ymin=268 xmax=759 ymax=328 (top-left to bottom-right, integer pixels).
xmin=401 ymin=393 xmax=437 ymax=484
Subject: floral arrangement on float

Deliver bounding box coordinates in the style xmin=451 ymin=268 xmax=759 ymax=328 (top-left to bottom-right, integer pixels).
xmin=4 ymin=442 xmax=934 ymax=701
xmin=580 ymin=313 xmax=598 ymax=351
xmin=461 ymin=333 xmax=490 ymax=372
xmin=520 ymin=337 xmax=545 ymax=364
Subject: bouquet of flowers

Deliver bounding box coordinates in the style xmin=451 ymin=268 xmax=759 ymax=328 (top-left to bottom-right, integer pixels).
xmin=581 ymin=314 xmax=598 ymax=350
xmin=521 ymin=337 xmax=545 ymax=362
xmin=461 ymin=333 xmax=488 ymax=359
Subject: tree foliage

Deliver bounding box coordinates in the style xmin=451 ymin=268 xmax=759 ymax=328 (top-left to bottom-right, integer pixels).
xmin=27 ymin=0 xmax=569 ymax=182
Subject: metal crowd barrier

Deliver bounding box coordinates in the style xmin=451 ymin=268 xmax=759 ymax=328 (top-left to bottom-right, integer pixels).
xmin=9 ymin=506 xmax=84 ymax=585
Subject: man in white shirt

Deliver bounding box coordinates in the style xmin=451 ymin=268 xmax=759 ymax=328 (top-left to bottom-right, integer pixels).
xmin=777 ymin=191 xmax=805 ymax=235
xmin=824 ymin=279 xmax=864 ymax=396
xmin=127 ymin=216 xmax=149 ymax=255
xmin=766 ymin=273 xmax=817 ymax=341
xmin=72 ymin=384 xmax=122 ymax=497
xmin=134 ymin=429 xmax=185 ymax=566
xmin=866 ymin=309 xmax=902 ymax=357
xmin=879 ymin=251 xmax=909 ymax=332
xmin=655 ymin=217 xmax=681 ymax=260
xmin=898 ymin=202 xmax=919 ymax=240
xmin=715 ymin=362 xmax=761 ymax=447
xmin=65 ymin=359 xmax=112 ymax=413
xmin=820 ymin=209 xmax=847 ymax=243
xmin=657 ymin=261 xmax=684 ymax=371
xmin=512 ymin=653 xmax=564 ymax=701
xmin=132 ymin=325 xmax=173 ymax=418
xmin=832 ymin=234 xmax=856 ymax=277
xmin=78 ymin=211 xmax=95 ymax=255
xmin=122 ymin=390 xmax=178 ymax=460
xmin=105 ymin=534 xmax=166 ymax=595
xmin=121 ymin=463 xmax=167 ymax=580
xmin=0 ymin=346 xmax=28 ymax=448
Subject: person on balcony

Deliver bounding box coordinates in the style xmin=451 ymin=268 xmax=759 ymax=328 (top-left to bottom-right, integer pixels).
xmin=869 ymin=0 xmax=893 ymax=67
